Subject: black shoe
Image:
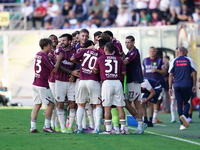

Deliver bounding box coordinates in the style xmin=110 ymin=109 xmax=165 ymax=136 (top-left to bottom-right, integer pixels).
xmin=147 ymin=121 xmax=153 ymax=127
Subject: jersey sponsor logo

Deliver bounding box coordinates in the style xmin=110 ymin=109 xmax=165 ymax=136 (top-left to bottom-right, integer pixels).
xmin=62 ymin=60 xmax=74 ymax=66
xmin=105 ymin=73 xmax=118 ymax=78
xmin=35 ymin=73 xmax=40 ymax=78
xmin=82 ymin=68 xmax=92 ymax=74
xmin=57 ymin=96 xmax=60 ymax=100
xmin=153 ymin=62 xmax=157 ymax=66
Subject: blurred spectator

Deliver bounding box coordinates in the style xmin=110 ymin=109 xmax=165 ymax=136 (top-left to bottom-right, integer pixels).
xmin=46 ymin=1 xmax=59 ymax=23
xmin=139 ymin=10 xmax=151 ymax=26
xmin=88 ymin=0 xmax=102 ymax=18
xmin=72 ymin=0 xmax=87 ymax=21
xmin=192 ymin=7 xmax=200 ymax=22
xmin=0 ymin=80 xmax=8 ymax=106
xmin=169 ymin=9 xmax=179 ymax=25
xmin=181 ymin=0 xmax=194 ymax=13
xmin=101 ymin=11 xmax=114 ymax=28
xmin=177 ymin=4 xmax=190 ymax=21
xmin=108 ymin=0 xmax=118 ymax=20
xmin=62 ymin=21 xmax=71 ymax=29
xmin=121 ymin=0 xmax=129 ymax=10
xmin=44 ymin=20 xmax=53 ymax=29
xmin=135 ymin=0 xmax=149 ymax=12
xmin=74 ymin=19 xmax=87 ymax=29
xmin=159 ymin=0 xmax=170 ymax=18
xmin=148 ymin=0 xmax=160 ymax=13
xmin=91 ymin=16 xmax=101 ymax=27
xmin=150 ymin=11 xmax=160 ymax=26
xmin=62 ymin=0 xmax=72 ymax=20
xmin=115 ymin=8 xmax=129 ymax=27
xmin=32 ymin=0 xmax=46 ymax=30
xmin=170 ymin=0 xmax=181 ymax=15
xmin=21 ymin=0 xmax=34 ymax=21
xmin=52 ymin=11 xmax=65 ymax=29
xmin=68 ymin=10 xmax=78 ymax=29
xmin=187 ymin=15 xmax=194 ymax=23
xmin=128 ymin=9 xmax=140 ymax=26
xmin=156 ymin=18 xmax=167 ymax=26
xmin=86 ymin=20 xmax=98 ymax=28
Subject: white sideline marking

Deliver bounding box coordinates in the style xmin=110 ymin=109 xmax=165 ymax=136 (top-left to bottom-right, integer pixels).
xmin=129 ymin=127 xmax=200 ymax=146
xmin=154 ymin=124 xmax=167 ymax=127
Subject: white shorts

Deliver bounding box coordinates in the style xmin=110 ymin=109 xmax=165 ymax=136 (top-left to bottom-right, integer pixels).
xmin=55 ymin=80 xmax=75 ymax=102
xmin=125 ymin=82 xmax=141 ymax=101
xmin=49 ymin=82 xmax=55 ymax=99
xmin=102 ymin=80 xmax=125 ymax=107
xmin=158 ymin=88 xmax=164 ymax=100
xmin=75 ymin=78 xmax=79 ymax=101
xmin=76 ymin=80 xmax=101 ymax=104
xmin=32 ymin=85 xmax=54 ymax=106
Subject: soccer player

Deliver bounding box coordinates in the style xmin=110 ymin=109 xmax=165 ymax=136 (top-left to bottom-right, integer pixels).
xmin=93 ymin=31 xmax=102 ymax=44
xmin=142 ymin=46 xmax=167 ymax=126
xmin=72 ymin=31 xmax=80 ymax=45
xmin=70 ymin=40 xmax=103 ymax=134
xmin=169 ymin=46 xmax=196 ymax=130
xmin=30 ymin=38 xmax=63 ymax=133
xmin=124 ymin=35 xmax=146 ymax=134
xmin=55 ymin=33 xmax=77 ymax=133
xmin=93 ymin=42 xmax=126 ymax=134
xmin=141 ymin=78 xmax=162 ymax=126
xmin=103 ymin=30 xmax=124 ymax=58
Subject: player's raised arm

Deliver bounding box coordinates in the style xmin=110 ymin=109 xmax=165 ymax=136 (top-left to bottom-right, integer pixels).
xmin=52 ymin=53 xmax=63 ymax=73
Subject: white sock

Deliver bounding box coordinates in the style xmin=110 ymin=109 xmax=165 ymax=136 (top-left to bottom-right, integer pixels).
xmin=138 ymin=121 xmax=143 ymax=130
xmin=85 ymin=103 xmax=94 ymax=129
xmin=93 ymin=107 xmax=96 ymax=125
xmin=51 ymin=109 xmax=56 ymax=127
xmin=171 ymin=98 xmax=176 ymax=120
xmin=113 ymin=126 xmax=119 ymax=131
xmin=69 ymin=109 xmax=76 ymax=128
xmin=153 ymin=110 xmax=158 ymax=120
xmin=120 ymin=119 xmax=126 ymax=131
xmin=77 ymin=106 xmax=85 ymax=130
xmin=45 ymin=117 xmax=51 ymax=128
xmin=31 ymin=119 xmax=36 ymax=129
xmin=82 ymin=110 xmax=87 ymax=129
xmin=55 ymin=116 xmax=59 ymax=128
xmin=125 ymin=126 xmax=129 ymax=132
xmin=95 ymin=106 xmax=102 ymax=131
xmin=57 ymin=108 xmax=65 ymax=130
xmin=105 ymin=120 xmax=112 ymax=132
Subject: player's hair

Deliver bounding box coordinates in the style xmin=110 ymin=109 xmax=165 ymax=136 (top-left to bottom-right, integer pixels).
xmin=80 ymin=28 xmax=89 ymax=34
xmin=60 ymin=33 xmax=72 ymax=41
xmin=157 ymin=51 xmax=163 ymax=59
xmin=94 ymin=31 xmax=102 ymax=38
xmin=178 ymin=46 xmax=186 ymax=53
xmin=39 ymin=38 xmax=52 ymax=49
xmin=83 ymin=40 xmax=94 ymax=48
xmin=176 ymin=47 xmax=179 ymax=50
xmin=126 ymin=35 xmax=135 ymax=42
xmin=99 ymin=38 xmax=109 ymax=48
xmin=149 ymin=46 xmax=156 ymax=51
xmin=72 ymin=31 xmax=80 ymax=37
xmin=49 ymin=34 xmax=57 ymax=38
xmin=105 ymin=42 xmax=115 ymax=53
xmin=103 ymin=30 xmax=113 ymax=38
xmin=99 ymin=33 xmax=110 ymax=42
xmin=164 ymin=55 xmax=170 ymax=60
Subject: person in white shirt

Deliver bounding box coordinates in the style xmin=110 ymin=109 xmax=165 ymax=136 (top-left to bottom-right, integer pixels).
xmin=46 ymin=1 xmax=59 ymax=22
xmin=21 ymin=0 xmax=34 ymax=21
xmin=115 ymin=8 xmax=129 ymax=27
xmin=135 ymin=0 xmax=149 ymax=11
xmin=192 ymin=7 xmax=200 ymax=23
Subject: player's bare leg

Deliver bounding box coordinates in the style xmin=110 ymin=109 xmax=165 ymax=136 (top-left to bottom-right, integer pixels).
xmin=153 ymin=100 xmax=162 ymax=123
xmin=116 ymin=106 xmax=126 ymax=134
xmin=125 ymin=99 xmax=138 ymax=119
xmin=188 ymin=100 xmax=193 ymax=123
xmin=104 ymin=106 xmax=112 ymax=132
xmin=30 ymin=104 xmax=42 ymax=132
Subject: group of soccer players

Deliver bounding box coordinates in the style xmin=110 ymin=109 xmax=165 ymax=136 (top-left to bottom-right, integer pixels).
xmin=30 ymin=28 xmax=195 ymax=134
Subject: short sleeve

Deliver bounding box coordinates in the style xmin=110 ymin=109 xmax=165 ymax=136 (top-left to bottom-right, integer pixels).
xmin=43 ymin=56 xmax=55 ymax=71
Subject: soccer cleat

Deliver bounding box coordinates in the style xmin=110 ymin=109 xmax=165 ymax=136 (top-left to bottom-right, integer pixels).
xmin=67 ymin=127 xmax=73 ymax=133
xmin=147 ymin=121 xmax=153 ymax=127
xmin=85 ymin=127 xmax=94 ymax=133
xmin=66 ymin=123 xmax=69 ymax=129
xmin=180 ymin=115 xmax=189 ymax=127
xmin=77 ymin=129 xmax=84 ymax=134
xmin=43 ymin=127 xmax=57 ymax=133
xmin=187 ymin=117 xmax=193 ymax=123
xmin=156 ymin=118 xmax=163 ymax=123
xmin=125 ymin=130 xmax=130 ymax=135
xmin=171 ymin=118 xmax=176 ymax=123
xmin=95 ymin=129 xmax=103 ymax=134
xmin=99 ymin=131 xmax=111 ymax=134
xmin=61 ymin=127 xmax=68 ymax=133
xmin=180 ymin=125 xmax=186 ymax=130
xmin=55 ymin=126 xmax=61 ymax=132
xmin=152 ymin=119 xmax=156 ymax=124
xmin=30 ymin=128 xmax=40 ymax=133
xmin=133 ymin=129 xmax=143 ymax=134
xmin=51 ymin=126 xmax=55 ymax=130
xmin=110 ymin=129 xmax=120 ymax=134
xmin=142 ymin=123 xmax=148 ymax=133
xmin=121 ymin=129 xmax=126 ymax=135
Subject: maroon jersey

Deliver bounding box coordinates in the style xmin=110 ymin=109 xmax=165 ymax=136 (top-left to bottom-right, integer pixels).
xmin=55 ymin=46 xmax=76 ymax=82
xmin=48 ymin=50 xmax=56 ymax=83
xmin=74 ymin=49 xmax=102 ymax=81
xmin=33 ymin=51 xmax=55 ymax=88
xmin=112 ymin=39 xmax=123 ymax=58
xmin=94 ymin=54 xmax=126 ymax=82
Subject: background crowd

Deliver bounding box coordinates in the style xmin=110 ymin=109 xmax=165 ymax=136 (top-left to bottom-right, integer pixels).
xmin=1 ymin=0 xmax=200 ymax=30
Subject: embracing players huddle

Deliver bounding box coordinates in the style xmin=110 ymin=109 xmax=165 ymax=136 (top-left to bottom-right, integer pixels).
xmin=30 ymin=29 xmax=148 ymax=135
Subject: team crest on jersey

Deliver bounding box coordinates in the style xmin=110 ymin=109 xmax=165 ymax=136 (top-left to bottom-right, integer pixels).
xmin=57 ymin=96 xmax=60 ymax=100
xmin=153 ymin=62 xmax=157 ymax=66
